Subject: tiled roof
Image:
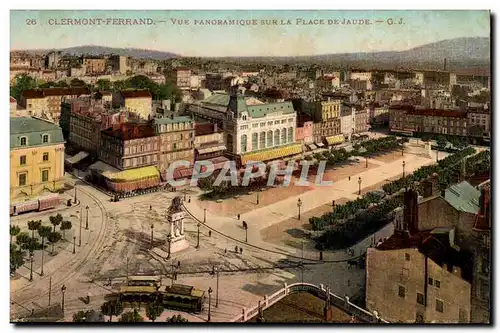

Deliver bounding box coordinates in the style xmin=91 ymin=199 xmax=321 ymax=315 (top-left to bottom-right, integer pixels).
xmin=102 ymin=122 xmax=156 ymax=140
xmin=10 ymin=117 xmax=64 ymax=149
xmin=120 ymin=89 xmax=152 ymax=99
xmin=444 ymin=181 xmax=480 ymax=214
xmin=153 ymin=116 xmax=193 ymax=125
xmin=195 ymin=123 xmax=219 ymax=136
xmin=22 ymin=87 xmax=91 ymax=99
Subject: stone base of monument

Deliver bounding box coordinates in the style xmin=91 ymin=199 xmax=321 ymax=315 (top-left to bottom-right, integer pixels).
xmin=150 ymin=236 xmax=190 ymax=261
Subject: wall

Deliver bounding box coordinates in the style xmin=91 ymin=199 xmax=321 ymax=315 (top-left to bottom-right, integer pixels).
xmin=10 ymin=143 xmax=65 ymax=202
xmin=124 ymin=97 xmax=152 ymax=120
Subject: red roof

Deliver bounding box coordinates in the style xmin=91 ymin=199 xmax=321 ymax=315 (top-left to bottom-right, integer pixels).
xmin=22 ymin=87 xmax=91 ymax=99
xmin=102 ymin=122 xmax=156 ymax=140
xmin=195 ymin=123 xmax=220 ymax=136
xmin=120 ymin=90 xmax=152 ymax=99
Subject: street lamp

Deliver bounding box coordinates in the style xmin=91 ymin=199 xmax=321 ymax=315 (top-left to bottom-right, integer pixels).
xmin=256 ymin=191 xmax=260 ymax=205
xmin=196 ymin=223 xmax=200 ymax=249
xmin=366 ymin=157 xmax=368 ymax=168
xmin=358 ymin=177 xmax=362 ymax=195
xmin=212 ymin=266 xmax=220 ymax=308
xmin=85 ymin=205 xmax=89 ymax=230
xmin=207 ymin=287 xmax=213 ymax=322
xmin=297 ymin=198 xmax=302 ymax=220
xmin=74 ymin=186 xmax=77 ymax=203
xmin=150 ymin=222 xmax=154 ymax=250
xmin=73 ymin=236 xmax=76 ymax=254
xmin=79 ymin=210 xmax=82 ymax=247
xmin=166 ymin=234 xmax=172 ymax=259
xmin=29 ymin=252 xmax=34 ymax=282
xmin=203 ymin=209 xmax=206 ymax=223
xmin=243 ymin=221 xmax=248 ymax=243
xmin=401 ymin=143 xmax=404 ymax=156
xmin=402 ymin=161 xmax=406 ymax=178
xmin=61 ymin=284 xmax=67 ymax=312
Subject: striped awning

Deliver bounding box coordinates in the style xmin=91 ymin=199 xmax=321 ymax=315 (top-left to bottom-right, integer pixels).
xmin=197 ymin=144 xmax=227 ymax=155
xmin=325 ymin=135 xmax=345 ymax=145
xmin=103 ymin=166 xmax=160 ymax=182
xmin=240 ymin=143 xmax=302 ymax=165
xmin=173 ymin=167 xmax=194 ymax=180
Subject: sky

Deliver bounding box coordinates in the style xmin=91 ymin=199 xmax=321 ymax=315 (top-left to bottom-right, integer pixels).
xmin=10 ymin=10 xmax=490 ymax=57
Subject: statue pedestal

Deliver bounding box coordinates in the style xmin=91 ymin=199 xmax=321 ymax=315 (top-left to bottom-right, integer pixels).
xmin=170 ymin=236 xmax=190 ymax=254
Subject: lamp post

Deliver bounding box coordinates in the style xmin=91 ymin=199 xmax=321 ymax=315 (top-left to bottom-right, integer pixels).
xmin=212 ymin=266 xmax=219 ymax=308
xmin=29 ymin=252 xmax=34 ymax=282
xmin=402 ymin=143 xmax=404 ymax=156
xmin=358 ymin=177 xmax=362 ymax=195
xmin=74 ymin=186 xmax=77 ymax=203
xmin=203 ymin=209 xmax=206 ymax=223
xmin=207 ymin=287 xmax=213 ymax=322
xmin=166 ymin=234 xmax=172 ymax=259
xmin=85 ymin=205 xmax=89 ymax=230
xmin=150 ymin=223 xmax=154 ymax=250
xmin=61 ymin=284 xmax=67 ymax=313
xmin=243 ymin=222 xmax=248 ymax=243
xmin=196 ymin=223 xmax=200 ymax=249
xmin=79 ymin=210 xmax=82 ymax=247
xmin=72 ymin=236 xmax=76 ymax=254
xmin=366 ymin=157 xmax=368 ymax=168
xmin=402 ymin=161 xmax=406 ymax=178
xmin=256 ymin=191 xmax=260 ymax=205
xmin=297 ymin=198 xmax=302 ymax=220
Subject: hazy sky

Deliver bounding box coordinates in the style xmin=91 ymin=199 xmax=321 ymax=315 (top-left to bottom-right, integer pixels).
xmin=10 ymin=10 xmax=490 ymax=57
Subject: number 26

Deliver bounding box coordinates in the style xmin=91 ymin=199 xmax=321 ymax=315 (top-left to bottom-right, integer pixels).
xmin=26 ymin=19 xmax=37 ymax=25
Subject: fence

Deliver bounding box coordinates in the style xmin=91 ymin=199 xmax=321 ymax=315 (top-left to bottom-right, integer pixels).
xmin=229 ymin=282 xmax=389 ymax=323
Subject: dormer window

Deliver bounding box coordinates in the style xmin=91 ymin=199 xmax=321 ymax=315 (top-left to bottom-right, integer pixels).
xmin=242 ymin=115 xmax=247 ymax=121
xmin=20 ymin=137 xmax=27 ymax=146
xmin=42 ymin=134 xmax=49 ymax=143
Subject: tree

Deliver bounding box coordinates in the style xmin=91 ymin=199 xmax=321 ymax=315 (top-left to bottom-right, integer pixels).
xmin=96 ymin=79 xmax=112 ymax=91
xmin=47 ymin=232 xmax=62 ymax=255
xmin=436 ymin=136 xmax=447 ymax=150
xmin=72 ymin=310 xmax=105 ymax=322
xmin=145 ymin=303 xmax=164 ymax=322
xmin=37 ymin=225 xmax=52 ymax=262
xmin=119 ymin=308 xmax=144 ymax=322
xmin=60 ymin=221 xmax=72 ymax=240
xmin=27 ymin=220 xmax=42 ymax=239
xmin=165 ymin=314 xmax=189 ymax=323
xmin=49 ymin=214 xmax=63 ymax=233
xmin=10 ymin=225 xmax=20 ymax=244
xmin=10 ymin=74 xmax=37 ymax=101
xmin=70 ymin=78 xmax=86 ymax=87
xmin=10 ymin=243 xmax=25 ymax=275
xmin=15 ymin=231 xmax=30 ymax=246
xmin=101 ymin=300 xmax=124 ymax=322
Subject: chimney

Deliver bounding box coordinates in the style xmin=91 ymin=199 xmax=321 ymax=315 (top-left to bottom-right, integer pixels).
xmin=213 ymin=122 xmax=218 ymax=132
xmin=421 ymin=181 xmax=433 ymax=198
xmin=404 ymin=189 xmax=419 ymax=236
xmin=452 ymin=266 xmax=462 ymax=279
xmin=170 ymin=113 xmax=174 ymax=120
xmin=443 ymin=58 xmax=447 ymax=71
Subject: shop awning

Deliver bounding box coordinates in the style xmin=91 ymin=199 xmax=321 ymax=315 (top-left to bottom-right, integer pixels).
xmin=65 ymin=151 xmax=89 ymax=164
xmin=197 ymin=144 xmax=227 ymax=155
xmin=325 ymin=135 xmax=345 ymax=145
xmin=316 ymin=142 xmax=325 ymax=148
xmin=89 ymin=161 xmax=121 ymax=174
xmin=102 ymin=166 xmax=160 ymax=182
xmin=172 ymin=167 xmax=194 ymax=180
xmin=307 ymin=143 xmax=318 ymax=151
xmin=240 ymin=143 xmax=302 ymax=165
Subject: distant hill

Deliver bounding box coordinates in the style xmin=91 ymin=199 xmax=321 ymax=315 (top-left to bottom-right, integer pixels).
xmin=14 ymin=45 xmax=179 ymax=60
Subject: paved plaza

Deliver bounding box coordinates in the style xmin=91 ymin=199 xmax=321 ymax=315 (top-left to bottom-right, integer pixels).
xmin=10 ymin=147 xmax=449 ymax=322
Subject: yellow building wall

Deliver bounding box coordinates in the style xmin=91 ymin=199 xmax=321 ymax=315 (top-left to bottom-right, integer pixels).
xmin=26 ymin=98 xmax=47 ymax=117
xmin=10 ymin=143 xmax=65 ymax=203
xmin=125 ymin=97 xmax=152 ymax=120
xmin=321 ymin=100 xmax=341 ymax=121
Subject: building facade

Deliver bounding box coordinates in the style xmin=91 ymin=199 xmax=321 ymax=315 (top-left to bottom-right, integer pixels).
xmin=354 ymin=107 xmax=369 ymax=133
xmin=153 ymin=115 xmax=195 ymax=181
xmin=194 ymin=122 xmax=225 ymax=161
xmin=169 ymin=67 xmax=192 ymax=90
xmin=118 ymin=90 xmax=153 ymax=120
xmin=340 ymin=104 xmax=355 ymax=139
xmin=10 ymin=117 xmax=65 ymax=202
xmin=83 ymin=57 xmax=107 ymax=74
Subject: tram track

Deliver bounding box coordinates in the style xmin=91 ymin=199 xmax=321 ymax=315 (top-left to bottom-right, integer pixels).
xmin=11 ymin=187 xmax=110 ymax=319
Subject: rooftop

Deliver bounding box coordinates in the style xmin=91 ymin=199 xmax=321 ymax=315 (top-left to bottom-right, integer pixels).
xmin=444 ymin=181 xmax=480 ymax=214
xmin=120 ymin=89 xmax=152 ymax=99
xmin=22 ymin=87 xmax=91 ymax=99
xmin=153 ymin=115 xmax=193 ymax=125
xmin=10 ymin=117 xmax=65 ymax=149
xmin=102 ymin=122 xmax=156 ymax=140
xmin=195 ymin=123 xmax=220 ymax=136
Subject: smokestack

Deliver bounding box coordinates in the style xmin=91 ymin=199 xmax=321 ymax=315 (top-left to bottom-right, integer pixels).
xmin=214 ymin=122 xmax=218 ymax=132
xmin=444 ymin=58 xmax=447 ymax=71
xmin=404 ymin=190 xmax=419 ymax=236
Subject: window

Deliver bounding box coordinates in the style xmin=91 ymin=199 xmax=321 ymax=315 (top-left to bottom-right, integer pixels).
xmin=405 ymin=253 xmax=410 ymax=261
xmin=267 ymin=130 xmax=273 ymax=147
xmin=43 ymin=153 xmax=49 ymax=162
xmin=180 ymin=134 xmax=183 ymax=140
xmin=42 ymin=134 xmax=49 ymax=143
xmin=242 ymin=115 xmax=247 ymax=120
xmin=20 ymin=155 xmax=26 ymax=165
xmin=18 ymin=173 xmax=27 ymax=186
xmin=268 ymin=121 xmax=273 ymax=126
xmin=252 ymin=133 xmax=258 ymax=151
xmin=173 ymin=143 xmax=177 ymax=150
xmin=428 ymin=278 xmax=433 ymax=286
xmin=259 ymin=132 xmax=266 ymax=149
xmin=417 ymin=293 xmax=424 ymax=305
xmin=20 ymin=137 xmax=27 ymax=146
xmin=398 ymin=285 xmax=406 ymax=298
xmin=252 ymin=123 xmax=259 ymax=128
xmin=274 ymin=120 xmax=280 ymax=125
xmin=260 ymin=122 xmax=265 ymax=127
xmin=288 ymin=127 xmax=293 ymax=142
xmin=41 ymin=169 xmax=49 ymax=182
xmin=435 ymin=280 xmax=441 ymax=288
xmin=274 ymin=129 xmax=280 ymax=145
xmin=281 ymin=119 xmax=286 ymax=124
xmin=436 ymin=299 xmax=444 ymax=313
xmin=241 ymin=134 xmax=247 ymax=153
xmin=281 ymin=128 xmax=287 ymax=144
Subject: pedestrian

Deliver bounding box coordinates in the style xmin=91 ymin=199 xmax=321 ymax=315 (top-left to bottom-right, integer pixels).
xmin=237 ymin=214 xmax=240 ymax=220
xmin=319 ymin=251 xmax=323 ymax=261
xmin=239 ymin=247 xmax=243 ymax=254
xmin=188 ymin=197 xmax=191 ymax=203
xmin=177 ymin=260 xmax=181 ymax=268
xmin=235 ymin=246 xmax=238 ymax=253
xmin=224 ymin=248 xmax=227 ymax=254
xmin=347 ymin=279 xmax=350 ymax=287
xmin=150 ymin=205 xmax=152 ymax=210
xmin=348 ymin=176 xmax=351 ymax=181
xmin=86 ymin=291 xmax=91 ymax=304
xmin=208 ymin=230 xmax=212 ymax=237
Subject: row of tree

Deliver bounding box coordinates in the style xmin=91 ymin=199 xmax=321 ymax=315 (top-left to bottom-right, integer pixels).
xmin=10 ymin=214 xmax=72 ymax=275
xmin=72 ymin=300 xmax=189 ymax=322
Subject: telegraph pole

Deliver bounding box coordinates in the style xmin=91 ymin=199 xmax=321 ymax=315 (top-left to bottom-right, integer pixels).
xmin=79 ymin=211 xmax=82 ymax=247
xmin=216 ymin=267 xmax=219 ymax=308
xmin=85 ymin=205 xmax=89 ymax=230
xmin=48 ymin=277 xmax=52 ymax=306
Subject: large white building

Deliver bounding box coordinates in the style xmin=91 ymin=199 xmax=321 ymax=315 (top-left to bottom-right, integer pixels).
xmin=340 ymin=103 xmax=355 ymax=139
xmin=224 ymin=89 xmax=299 ymax=165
